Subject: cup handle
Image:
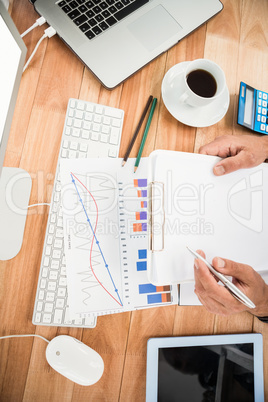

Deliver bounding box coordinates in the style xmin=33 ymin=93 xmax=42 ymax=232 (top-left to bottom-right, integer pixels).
xmin=179 ymin=92 xmax=189 ymax=104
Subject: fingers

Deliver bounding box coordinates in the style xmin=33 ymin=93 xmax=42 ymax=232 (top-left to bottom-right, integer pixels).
xmin=194 ymin=255 xmax=245 ymax=315
xmin=212 ymin=257 xmax=256 ymax=285
xmin=213 ymin=150 xmax=252 ymax=176
xmin=199 ymin=142 xmax=230 ymax=158
xmin=199 ymin=134 xmax=268 ymax=176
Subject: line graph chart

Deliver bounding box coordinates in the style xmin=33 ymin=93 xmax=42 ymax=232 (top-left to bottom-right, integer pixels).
xmin=71 ymin=172 xmax=123 ymax=307
xmin=60 ymin=158 xmax=124 ymax=315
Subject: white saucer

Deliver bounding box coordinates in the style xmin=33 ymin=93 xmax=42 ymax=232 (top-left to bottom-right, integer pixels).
xmin=161 ymin=62 xmax=230 ymax=127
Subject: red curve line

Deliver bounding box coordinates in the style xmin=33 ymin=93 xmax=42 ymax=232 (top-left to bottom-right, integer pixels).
xmin=71 ymin=172 xmax=122 ymax=306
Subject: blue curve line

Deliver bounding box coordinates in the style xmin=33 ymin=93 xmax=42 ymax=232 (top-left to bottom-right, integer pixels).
xmin=70 ymin=173 xmax=123 ymax=306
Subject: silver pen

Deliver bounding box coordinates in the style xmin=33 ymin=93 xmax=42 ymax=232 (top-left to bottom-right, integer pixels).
xmin=187 ymin=246 xmax=256 ymax=309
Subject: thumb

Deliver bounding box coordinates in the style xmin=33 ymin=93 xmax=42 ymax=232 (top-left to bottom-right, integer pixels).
xmin=213 ymin=150 xmax=249 ymax=176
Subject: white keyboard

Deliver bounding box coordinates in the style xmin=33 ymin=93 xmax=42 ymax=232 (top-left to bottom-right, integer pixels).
xmin=32 ymin=98 xmax=124 ymax=328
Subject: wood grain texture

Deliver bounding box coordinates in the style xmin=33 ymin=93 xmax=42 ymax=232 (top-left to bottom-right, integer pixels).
xmin=0 ymin=0 xmax=268 ymax=400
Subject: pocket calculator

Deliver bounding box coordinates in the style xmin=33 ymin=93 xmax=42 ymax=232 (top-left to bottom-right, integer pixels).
xmin=237 ymin=81 xmax=268 ymax=134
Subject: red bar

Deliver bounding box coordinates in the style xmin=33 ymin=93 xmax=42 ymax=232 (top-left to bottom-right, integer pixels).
xmin=133 ymin=223 xmax=142 ymax=232
xmin=161 ymin=293 xmax=171 ymax=302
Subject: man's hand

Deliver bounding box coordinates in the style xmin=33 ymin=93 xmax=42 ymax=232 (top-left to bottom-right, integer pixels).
xmin=194 ymin=250 xmax=268 ymax=317
xmin=199 ymin=135 xmax=268 ymax=175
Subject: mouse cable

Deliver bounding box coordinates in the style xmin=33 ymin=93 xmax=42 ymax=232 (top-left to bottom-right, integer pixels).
xmin=27 ymin=202 xmax=51 ymax=208
xmin=0 ymin=334 xmax=50 ymax=343
xmin=23 ymin=26 xmax=57 ymax=73
xmin=21 ymin=16 xmax=47 ymax=38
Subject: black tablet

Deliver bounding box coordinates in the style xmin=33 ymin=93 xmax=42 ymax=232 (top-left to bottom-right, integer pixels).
xmin=146 ymin=333 xmax=264 ymax=402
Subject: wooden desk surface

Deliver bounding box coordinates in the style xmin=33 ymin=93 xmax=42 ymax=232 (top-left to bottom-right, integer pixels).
xmin=1 ymin=0 xmax=268 ymax=400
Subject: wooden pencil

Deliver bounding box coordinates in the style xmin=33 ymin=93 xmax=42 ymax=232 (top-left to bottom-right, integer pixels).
xmin=122 ymin=95 xmax=153 ymax=166
xmin=134 ymin=97 xmax=157 ymax=173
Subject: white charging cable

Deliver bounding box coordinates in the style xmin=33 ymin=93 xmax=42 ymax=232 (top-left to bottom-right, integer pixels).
xmin=28 ymin=203 xmax=51 ymax=208
xmin=21 ymin=16 xmax=47 ymax=38
xmin=0 ymin=334 xmax=50 ymax=343
xmin=23 ymin=26 xmax=57 ymax=73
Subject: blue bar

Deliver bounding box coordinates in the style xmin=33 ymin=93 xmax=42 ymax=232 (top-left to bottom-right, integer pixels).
xmin=140 ymin=211 xmax=147 ymax=220
xmin=137 ymin=179 xmax=147 ymax=187
xmin=139 ymin=283 xmax=156 ymax=294
xmin=147 ymin=294 xmax=162 ymax=304
xmin=136 ymin=261 xmax=147 ymax=271
xmin=142 ymin=222 xmax=147 ymax=231
xmin=138 ymin=249 xmax=147 ymax=259
xmin=141 ymin=190 xmax=147 ymax=197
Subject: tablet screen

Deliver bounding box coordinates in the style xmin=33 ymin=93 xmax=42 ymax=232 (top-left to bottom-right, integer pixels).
xmin=158 ymin=343 xmax=254 ymax=402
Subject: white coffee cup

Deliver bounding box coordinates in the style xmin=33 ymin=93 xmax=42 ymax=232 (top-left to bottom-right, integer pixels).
xmin=179 ymin=59 xmax=227 ymax=108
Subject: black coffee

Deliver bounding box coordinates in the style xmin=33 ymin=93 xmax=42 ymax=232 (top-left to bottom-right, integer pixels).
xmin=186 ymin=69 xmax=217 ymax=98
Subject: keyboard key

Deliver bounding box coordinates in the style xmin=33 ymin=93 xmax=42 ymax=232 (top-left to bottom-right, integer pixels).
xmin=85 ymin=0 xmax=94 ymax=7
xmin=80 ymin=22 xmax=91 ymax=32
xmin=106 ymin=15 xmax=117 ymax=26
xmin=95 ymin=14 xmax=104 ymax=22
xmin=35 ymin=313 xmax=41 ymax=323
xmin=110 ymin=127 xmax=120 ymax=144
xmin=102 ymin=10 xmax=110 ymax=18
xmin=69 ymin=0 xmax=79 ymax=8
xmin=108 ymin=148 xmax=117 ymax=157
xmin=114 ymin=0 xmax=148 ymax=21
xmin=74 ymin=14 xmax=87 ymax=25
xmin=105 ymin=106 xmax=123 ymax=118
xmin=43 ymin=313 xmax=52 ymax=324
xmin=62 ymin=5 xmax=72 ymax=13
xmin=46 ymin=292 xmax=55 ymax=302
xmin=56 ymin=299 xmax=65 ymax=308
xmin=88 ymin=17 xmax=98 ymax=27
xmin=86 ymin=10 xmax=95 ymax=18
xmin=100 ymin=1 xmax=108 ymax=9
xmin=108 ymin=5 xmax=117 ymax=13
xmin=78 ymin=4 xmax=88 ymax=12
xmin=93 ymin=5 xmax=102 ymax=13
xmin=54 ymin=309 xmax=64 ymax=324
xmin=115 ymin=1 xmax=124 ymax=10
xmin=58 ymin=287 xmax=67 ymax=297
xmin=67 ymin=9 xmax=80 ymax=19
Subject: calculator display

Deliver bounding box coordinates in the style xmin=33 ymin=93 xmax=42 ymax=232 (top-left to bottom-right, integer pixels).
xmin=244 ymin=87 xmax=254 ymax=126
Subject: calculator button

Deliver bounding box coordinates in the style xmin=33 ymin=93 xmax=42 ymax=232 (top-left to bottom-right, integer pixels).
xmin=261 ymin=116 xmax=266 ymax=123
xmin=263 ymin=93 xmax=268 ymax=100
xmin=266 ymin=126 xmax=268 ymax=133
xmin=262 ymin=100 xmax=267 ymax=108
xmin=260 ymin=124 xmax=266 ymax=131
xmin=258 ymin=107 xmax=262 ymax=114
xmin=258 ymin=99 xmax=262 ymax=106
xmin=257 ymin=115 xmax=261 ymax=121
xmin=262 ymin=108 xmax=266 ymax=115
xmin=259 ymin=92 xmax=262 ymax=98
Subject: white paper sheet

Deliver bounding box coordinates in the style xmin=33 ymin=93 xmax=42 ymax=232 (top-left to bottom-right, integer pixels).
xmin=60 ymin=157 xmax=178 ymax=316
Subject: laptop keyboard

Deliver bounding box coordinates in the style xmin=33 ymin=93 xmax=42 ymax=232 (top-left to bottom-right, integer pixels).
xmin=57 ymin=0 xmax=149 ymax=40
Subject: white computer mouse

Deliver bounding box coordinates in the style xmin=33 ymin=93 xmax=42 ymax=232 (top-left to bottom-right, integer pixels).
xmin=45 ymin=335 xmax=104 ymax=386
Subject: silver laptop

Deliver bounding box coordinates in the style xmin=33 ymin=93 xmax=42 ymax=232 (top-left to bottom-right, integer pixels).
xmin=32 ymin=0 xmax=223 ymax=89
